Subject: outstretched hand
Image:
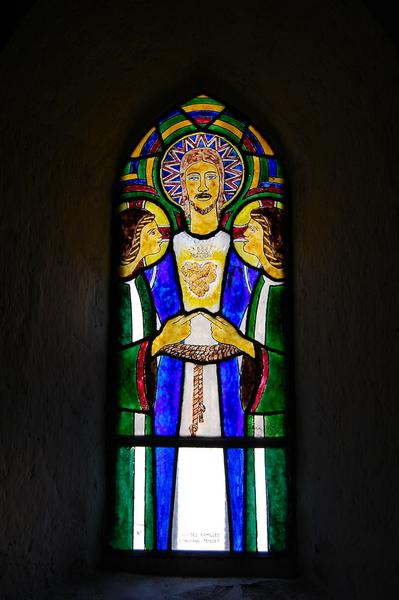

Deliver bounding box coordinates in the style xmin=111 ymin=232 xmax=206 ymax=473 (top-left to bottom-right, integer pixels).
xmin=151 ymin=312 xmax=198 ymax=356
xmin=204 ymin=314 xmax=255 ymax=358
xmin=151 ymin=311 xmax=255 ymax=358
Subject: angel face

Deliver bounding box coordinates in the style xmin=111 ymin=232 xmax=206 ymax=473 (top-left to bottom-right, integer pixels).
xmin=139 ymin=220 xmax=162 ymax=257
xmin=243 ymin=218 xmax=264 ymax=259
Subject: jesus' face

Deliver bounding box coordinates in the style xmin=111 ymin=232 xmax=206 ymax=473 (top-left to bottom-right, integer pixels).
xmin=185 ymin=160 xmax=220 ymax=215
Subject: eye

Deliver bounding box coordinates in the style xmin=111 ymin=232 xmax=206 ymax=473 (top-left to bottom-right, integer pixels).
xmin=187 ymin=174 xmax=200 ymax=181
xmin=206 ymin=173 xmax=217 ymax=180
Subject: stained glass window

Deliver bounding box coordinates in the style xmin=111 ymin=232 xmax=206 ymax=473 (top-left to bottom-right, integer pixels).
xmin=109 ymin=95 xmax=294 ymax=560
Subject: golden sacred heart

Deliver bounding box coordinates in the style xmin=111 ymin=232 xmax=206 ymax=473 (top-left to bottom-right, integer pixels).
xmin=181 ymin=261 xmax=217 ymax=297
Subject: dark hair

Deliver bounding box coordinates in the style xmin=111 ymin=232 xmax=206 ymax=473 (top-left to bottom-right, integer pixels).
xmin=118 ymin=207 xmax=155 ymax=265
xmin=250 ymin=207 xmax=285 ymax=269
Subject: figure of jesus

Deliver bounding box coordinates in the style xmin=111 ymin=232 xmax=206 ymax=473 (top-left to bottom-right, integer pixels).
xmin=151 ymin=147 xmax=256 ymax=551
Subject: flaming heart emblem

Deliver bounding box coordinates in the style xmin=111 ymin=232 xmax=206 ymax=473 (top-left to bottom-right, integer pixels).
xmin=181 ymin=261 xmax=217 ymax=297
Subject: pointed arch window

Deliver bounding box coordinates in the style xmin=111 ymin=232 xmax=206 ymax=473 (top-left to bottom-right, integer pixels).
xmin=108 ymin=95 xmax=294 ymax=570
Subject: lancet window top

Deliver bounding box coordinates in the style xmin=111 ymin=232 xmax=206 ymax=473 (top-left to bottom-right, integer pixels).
xmin=110 ymin=94 xmax=293 ymax=558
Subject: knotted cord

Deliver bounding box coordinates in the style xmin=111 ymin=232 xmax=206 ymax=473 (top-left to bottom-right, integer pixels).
xmin=161 ymin=343 xmax=242 ymax=436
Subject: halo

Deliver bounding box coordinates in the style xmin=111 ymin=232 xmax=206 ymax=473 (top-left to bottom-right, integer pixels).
xmin=117 ymin=199 xmax=170 ymax=267
xmin=233 ymin=199 xmax=285 ymax=269
xmin=160 ymin=133 xmax=244 ymax=208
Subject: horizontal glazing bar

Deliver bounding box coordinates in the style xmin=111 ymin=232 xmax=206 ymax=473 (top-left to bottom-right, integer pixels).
xmin=112 ymin=435 xmax=290 ymax=448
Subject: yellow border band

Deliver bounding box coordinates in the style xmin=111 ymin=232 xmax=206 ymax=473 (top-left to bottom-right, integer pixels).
xmin=131 ymin=127 xmax=157 ymax=158
xmin=162 ymin=120 xmax=193 ymax=141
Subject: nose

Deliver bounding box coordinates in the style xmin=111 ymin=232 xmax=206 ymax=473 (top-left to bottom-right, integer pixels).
xmin=198 ymin=174 xmax=208 ymax=192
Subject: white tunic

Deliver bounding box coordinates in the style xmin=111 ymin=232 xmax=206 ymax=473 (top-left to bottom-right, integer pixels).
xmin=171 ymin=230 xmax=230 ymax=550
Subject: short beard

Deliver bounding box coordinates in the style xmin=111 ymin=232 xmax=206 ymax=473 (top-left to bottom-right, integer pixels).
xmin=190 ymin=200 xmax=217 ymax=215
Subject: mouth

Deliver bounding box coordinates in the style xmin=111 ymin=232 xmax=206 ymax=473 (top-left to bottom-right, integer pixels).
xmin=195 ymin=193 xmax=212 ymax=201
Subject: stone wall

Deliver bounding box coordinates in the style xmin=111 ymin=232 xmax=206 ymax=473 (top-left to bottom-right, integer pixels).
xmin=1 ymin=1 xmax=398 ymax=598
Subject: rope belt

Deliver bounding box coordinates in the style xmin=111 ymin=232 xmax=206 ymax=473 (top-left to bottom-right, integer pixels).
xmin=162 ymin=343 xmax=242 ymax=436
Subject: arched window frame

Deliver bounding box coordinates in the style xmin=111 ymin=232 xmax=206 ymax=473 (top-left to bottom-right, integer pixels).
xmin=107 ymin=94 xmax=295 ymax=576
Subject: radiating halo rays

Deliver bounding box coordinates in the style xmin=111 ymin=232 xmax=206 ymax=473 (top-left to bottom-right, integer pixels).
xmin=161 ymin=133 xmax=244 ymax=209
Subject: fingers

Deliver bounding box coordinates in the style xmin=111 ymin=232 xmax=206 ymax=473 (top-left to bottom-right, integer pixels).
xmin=172 ymin=313 xmax=197 ymax=324
xmin=203 ymin=313 xmax=230 ymax=329
xmin=203 ymin=313 xmax=220 ymax=326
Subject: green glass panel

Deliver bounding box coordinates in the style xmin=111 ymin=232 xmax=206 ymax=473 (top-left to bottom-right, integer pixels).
xmin=266 ymin=285 xmax=286 ymax=352
xmin=260 ymin=351 xmax=287 ymax=412
xmin=246 ymin=191 xmax=283 ymax=200
xmin=265 ymin=413 xmax=287 ymax=437
xmin=145 ymin=446 xmax=154 ymax=550
xmin=259 ymin=157 xmax=270 ymax=181
xmin=247 ymin=277 xmax=264 ymax=339
xmin=116 ymin=411 xmax=134 ymax=436
xmin=224 ymin=157 xmax=256 ymax=229
xmin=246 ymin=448 xmax=257 ymax=551
xmin=266 ymin=447 xmax=288 ymax=551
xmin=121 ymin=161 xmax=131 ymax=176
xmin=246 ymin=414 xmax=254 ymax=437
xmin=159 ymin=113 xmax=185 ymax=133
xmin=208 ymin=124 xmax=241 ymax=144
xmin=117 ymin=344 xmax=142 ymax=410
xmin=163 ymin=125 xmax=197 ymax=146
xmin=110 ymin=447 xmax=134 ymax=550
xmin=145 ymin=414 xmax=152 ymax=435
xmin=117 ymin=283 xmax=132 ymax=346
xmin=219 ymin=114 xmax=245 ymax=130
xmin=276 ymin=160 xmax=285 ymax=178
xmin=182 ymin=96 xmax=224 ymax=107
xmin=136 ymin=275 xmax=155 ymax=337
xmin=138 ymin=159 xmax=147 ymax=180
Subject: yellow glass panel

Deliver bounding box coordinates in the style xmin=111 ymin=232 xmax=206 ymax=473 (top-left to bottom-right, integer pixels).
xmin=252 ymin=156 xmax=260 ymax=188
xmin=249 ymin=125 xmax=274 ymax=155
xmin=131 ymin=127 xmax=157 ymax=158
xmin=145 ymin=157 xmax=155 ymax=188
xmin=120 ymin=173 xmax=138 ymax=181
xmin=161 ymin=120 xmax=193 ymax=141
xmin=182 ymin=103 xmax=225 ymax=113
xmin=212 ymin=119 xmax=243 ymax=139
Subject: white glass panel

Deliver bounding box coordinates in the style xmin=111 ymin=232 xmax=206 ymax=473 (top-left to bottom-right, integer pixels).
xmin=254 ymin=414 xmax=265 ymax=438
xmin=179 ymin=364 xmax=221 ymax=437
xmin=133 ymin=446 xmax=145 ymax=549
xmin=134 ymin=413 xmax=145 ymax=436
xmin=172 ymin=447 xmax=229 ymax=550
xmin=128 ymin=280 xmax=144 ymax=342
xmin=254 ymin=448 xmax=268 ymax=551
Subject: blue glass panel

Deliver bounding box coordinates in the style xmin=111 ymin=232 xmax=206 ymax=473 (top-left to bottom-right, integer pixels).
xmin=189 ymin=110 xmax=219 ymax=121
xmin=219 ymin=359 xmax=244 ymax=437
xmin=159 ymin=109 xmax=181 ymax=124
xmin=155 ymin=447 xmax=176 ymax=550
xmin=145 ymin=253 xmax=181 ymax=323
xmin=154 ymin=356 xmax=183 ymax=436
xmin=222 ymin=252 xmax=259 ymax=327
xmin=267 ymin=158 xmax=277 ymax=177
xmin=227 ymin=448 xmax=244 ymax=551
xmin=247 ymin=264 xmax=260 ymax=292
xmin=142 ymin=129 xmax=160 ymax=154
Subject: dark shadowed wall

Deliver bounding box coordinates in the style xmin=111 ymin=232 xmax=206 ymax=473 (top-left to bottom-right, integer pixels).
xmin=1 ymin=1 xmax=398 ymax=599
